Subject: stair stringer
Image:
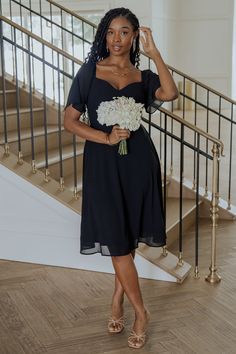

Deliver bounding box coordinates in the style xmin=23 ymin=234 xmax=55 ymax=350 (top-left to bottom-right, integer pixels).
xmin=168 ymin=176 xmax=236 ymax=220
xmin=0 ymin=162 xmax=183 ymax=283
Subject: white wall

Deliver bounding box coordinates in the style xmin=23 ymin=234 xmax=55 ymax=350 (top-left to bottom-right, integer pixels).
xmin=176 ymin=0 xmax=234 ymax=97
xmin=151 ymin=0 xmax=180 ymax=67
xmin=232 ymin=0 xmax=236 ymax=98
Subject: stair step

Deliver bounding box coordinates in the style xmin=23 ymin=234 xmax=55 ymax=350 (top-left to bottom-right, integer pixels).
xmin=0 ymin=144 xmax=82 ymax=213
xmin=0 ymin=89 xmax=17 ymax=109
xmin=63 ymin=173 xmax=83 ymax=192
xmin=137 ymin=245 xmax=191 ymax=283
xmin=64 ymin=175 xmax=170 ymax=195
xmin=166 ymin=197 xmax=198 ymax=231
xmin=0 ymin=89 xmax=16 ymax=94
xmin=0 ymin=106 xmax=44 ymax=116
xmin=24 ymin=142 xmax=84 ymax=169
xmin=0 ymin=106 xmax=45 ymax=132
xmin=0 ymin=124 xmax=60 ymax=144
xmin=166 ymin=197 xmax=202 ymax=247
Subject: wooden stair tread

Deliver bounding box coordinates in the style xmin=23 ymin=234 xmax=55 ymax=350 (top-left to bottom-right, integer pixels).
xmin=162 ymin=178 xmax=170 ymax=188
xmin=63 ymin=174 xmax=83 ymax=192
xmin=24 ymin=142 xmax=84 ymax=168
xmin=0 ymin=107 xmax=44 ymax=116
xmin=0 ymin=124 xmax=61 ymax=144
xmin=0 ymin=89 xmax=16 ymax=94
xmin=166 ymin=197 xmax=200 ymax=230
xmin=137 ymin=244 xmax=191 ymax=282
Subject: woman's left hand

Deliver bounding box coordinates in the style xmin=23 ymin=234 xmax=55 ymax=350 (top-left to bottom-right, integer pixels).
xmin=139 ymin=26 xmax=159 ymax=59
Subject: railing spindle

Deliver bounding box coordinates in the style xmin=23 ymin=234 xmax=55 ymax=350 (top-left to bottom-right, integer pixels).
xmin=9 ymin=0 xmax=16 ymax=81
xmin=42 ymin=43 xmax=49 ymax=181
xmin=204 ymin=90 xmax=210 ymax=197
xmin=194 ymin=133 xmax=200 ymax=278
xmin=159 ymin=111 xmax=162 ymax=167
xmin=57 ymin=52 xmax=64 ymax=191
xmin=0 ymin=18 xmax=9 ymax=156
xmin=13 ymin=26 xmax=23 ymax=164
xmin=205 ymin=143 xmax=221 ymax=283
xmin=192 ymin=83 xmax=197 ymax=190
xmin=178 ymin=123 xmax=184 ymax=266
xmin=82 ymin=20 xmax=85 ymax=61
xmin=227 ymin=103 xmax=234 ymax=210
xmin=27 ymin=34 xmax=36 ymax=173
xmin=19 ymin=0 xmax=26 ymax=87
xmin=217 ymin=96 xmax=222 ymax=200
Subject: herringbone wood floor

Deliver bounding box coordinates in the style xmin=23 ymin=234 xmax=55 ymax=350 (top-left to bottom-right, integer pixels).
xmin=0 ymin=218 xmax=236 ymax=354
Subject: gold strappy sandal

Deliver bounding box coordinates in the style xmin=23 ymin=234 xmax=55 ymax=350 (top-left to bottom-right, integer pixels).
xmin=128 ymin=309 xmax=150 ymax=349
xmin=107 ymin=316 xmax=125 ymax=334
xmin=128 ymin=330 xmax=147 ymax=349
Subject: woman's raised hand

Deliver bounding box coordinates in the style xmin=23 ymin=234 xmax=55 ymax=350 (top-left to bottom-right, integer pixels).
xmin=108 ymin=125 xmax=130 ymax=145
xmin=139 ymin=26 xmax=159 ymax=59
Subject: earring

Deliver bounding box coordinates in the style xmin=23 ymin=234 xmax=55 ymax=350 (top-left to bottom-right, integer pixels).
xmin=132 ymin=39 xmax=136 ymax=53
xmin=106 ymin=44 xmax=109 ymax=53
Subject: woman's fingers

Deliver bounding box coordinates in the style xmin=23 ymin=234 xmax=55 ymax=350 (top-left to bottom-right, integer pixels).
xmin=139 ymin=27 xmax=152 ymax=39
xmin=111 ymin=126 xmax=130 ymax=141
xmin=113 ymin=126 xmax=130 ymax=134
xmin=139 ymin=26 xmax=152 ymax=34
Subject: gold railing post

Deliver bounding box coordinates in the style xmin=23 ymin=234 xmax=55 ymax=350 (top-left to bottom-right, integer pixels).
xmin=205 ymin=143 xmax=221 ymax=283
xmin=162 ymin=245 xmax=168 ymax=257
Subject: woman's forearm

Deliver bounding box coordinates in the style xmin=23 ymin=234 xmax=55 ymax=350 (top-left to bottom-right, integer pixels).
xmin=152 ymin=51 xmax=178 ymax=101
xmin=65 ymin=118 xmax=108 ymax=144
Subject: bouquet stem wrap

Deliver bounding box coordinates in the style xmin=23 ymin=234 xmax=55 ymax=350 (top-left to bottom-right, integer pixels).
xmin=118 ymin=139 xmax=128 ymax=155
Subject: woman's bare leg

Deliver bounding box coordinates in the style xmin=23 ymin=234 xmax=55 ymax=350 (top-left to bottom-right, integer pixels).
xmin=111 ymin=253 xmax=149 ymax=335
xmin=110 ymin=251 xmax=135 ymax=329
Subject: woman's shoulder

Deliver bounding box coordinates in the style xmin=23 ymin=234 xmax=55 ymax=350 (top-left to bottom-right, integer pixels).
xmin=141 ymin=68 xmax=156 ymax=76
xmin=76 ymin=60 xmax=96 ymax=79
xmin=141 ymin=69 xmax=159 ymax=83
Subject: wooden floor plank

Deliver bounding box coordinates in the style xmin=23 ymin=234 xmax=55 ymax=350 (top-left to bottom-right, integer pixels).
xmin=0 ymin=319 xmax=26 ymax=354
xmin=0 ymin=217 xmax=236 ymax=353
xmin=7 ymin=288 xmax=60 ymax=344
xmin=0 ymin=291 xmax=47 ymax=354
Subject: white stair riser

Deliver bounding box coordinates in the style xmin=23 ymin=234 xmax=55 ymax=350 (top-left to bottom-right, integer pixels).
xmin=0 ymin=110 xmax=44 ymax=132
xmin=0 ymin=91 xmax=17 ymax=110
xmin=38 ymin=154 xmax=83 ymax=181
xmin=1 ymin=130 xmax=75 ymax=156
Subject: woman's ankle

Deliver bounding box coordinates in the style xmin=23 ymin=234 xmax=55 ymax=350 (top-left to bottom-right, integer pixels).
xmin=112 ymin=292 xmax=124 ymax=305
xmin=135 ymin=306 xmax=149 ymax=319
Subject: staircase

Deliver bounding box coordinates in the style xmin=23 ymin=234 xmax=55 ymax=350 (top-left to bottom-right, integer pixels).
xmin=1 ymin=0 xmax=235 ymax=284
xmin=0 ymin=73 xmax=193 ymax=283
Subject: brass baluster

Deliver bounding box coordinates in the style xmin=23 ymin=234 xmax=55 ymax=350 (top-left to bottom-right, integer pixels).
xmin=205 ymin=143 xmax=221 ymax=283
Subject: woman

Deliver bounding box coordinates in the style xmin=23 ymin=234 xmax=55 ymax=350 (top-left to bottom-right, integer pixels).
xmin=64 ymin=7 xmax=178 ymax=349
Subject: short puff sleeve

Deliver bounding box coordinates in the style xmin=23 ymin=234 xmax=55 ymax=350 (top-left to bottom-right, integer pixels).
xmin=143 ymin=69 xmax=163 ymax=114
xmin=64 ymin=61 xmax=96 ymax=114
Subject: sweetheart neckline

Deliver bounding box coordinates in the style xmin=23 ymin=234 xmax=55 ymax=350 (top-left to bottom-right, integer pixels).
xmin=95 ymin=75 xmax=143 ymax=92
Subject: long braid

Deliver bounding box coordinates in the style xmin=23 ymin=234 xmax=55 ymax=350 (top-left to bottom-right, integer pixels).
xmin=85 ymin=8 xmax=140 ymax=68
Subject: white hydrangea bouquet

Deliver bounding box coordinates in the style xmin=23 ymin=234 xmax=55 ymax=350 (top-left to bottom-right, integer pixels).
xmin=96 ymin=96 xmax=144 ymax=155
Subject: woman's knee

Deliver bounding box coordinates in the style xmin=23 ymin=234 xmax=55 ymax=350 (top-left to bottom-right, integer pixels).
xmin=112 ymin=253 xmax=132 ymax=263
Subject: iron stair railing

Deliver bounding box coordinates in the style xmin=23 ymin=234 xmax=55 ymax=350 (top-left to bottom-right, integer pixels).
xmin=0 ymin=15 xmax=224 ymax=283
xmin=0 ymin=14 xmax=83 ymax=195
xmin=4 ymin=0 xmax=234 ymax=209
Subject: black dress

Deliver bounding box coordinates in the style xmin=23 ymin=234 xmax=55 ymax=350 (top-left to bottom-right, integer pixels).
xmin=65 ymin=67 xmax=166 ymax=256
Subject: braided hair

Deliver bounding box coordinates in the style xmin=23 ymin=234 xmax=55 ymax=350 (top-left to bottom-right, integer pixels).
xmin=86 ymin=8 xmax=140 ymax=68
